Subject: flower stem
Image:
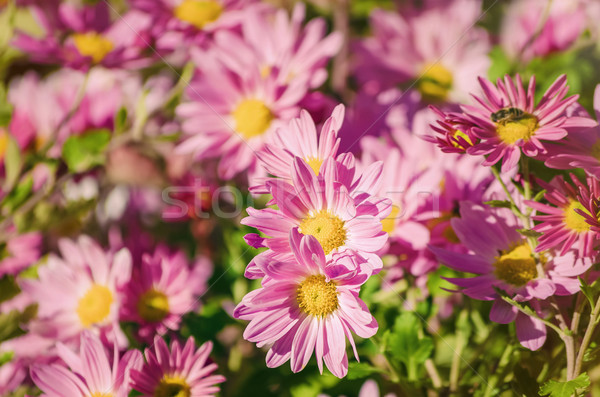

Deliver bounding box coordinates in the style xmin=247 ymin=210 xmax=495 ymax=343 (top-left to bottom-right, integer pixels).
xmin=573 ymin=295 xmax=600 ymax=379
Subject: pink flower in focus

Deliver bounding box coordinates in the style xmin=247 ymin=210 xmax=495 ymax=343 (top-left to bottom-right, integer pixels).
xmin=251 ymin=104 xmax=344 ymax=194
xmin=0 ymin=230 xmax=42 ymax=277
xmin=30 ymin=331 xmax=143 ymax=397
xmin=20 ymin=236 xmax=132 ymax=346
xmin=454 ymin=74 xmax=596 ymax=172
xmin=121 ymin=245 xmax=210 ymax=342
xmin=131 ymin=336 xmax=225 ymax=397
xmin=500 ymin=0 xmax=586 ymax=63
xmin=241 ymin=157 xmax=390 ymax=278
xmin=431 ymin=204 xmax=593 ymax=350
xmin=527 ymin=175 xmax=599 ymax=256
xmin=234 ymin=230 xmax=377 ymax=378
xmin=13 ymin=2 xmax=151 ymax=69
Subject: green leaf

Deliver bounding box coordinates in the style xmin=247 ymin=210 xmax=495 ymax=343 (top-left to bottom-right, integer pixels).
xmin=384 ymin=312 xmax=434 ymax=381
xmin=488 ymin=46 xmax=512 ymax=81
xmin=484 ymin=200 xmax=512 ymax=209
xmin=517 ymin=228 xmax=543 ymax=238
xmin=579 ymin=278 xmax=599 ymax=312
xmin=0 ymin=350 xmax=13 ymax=366
xmin=2 ymin=134 xmax=21 ymax=191
xmin=539 ymin=373 xmax=590 ymax=397
xmin=114 ymin=107 xmax=128 ymax=134
xmin=347 ymin=362 xmax=384 ymax=380
xmin=0 ymin=83 xmax=12 ymax=127
xmin=62 ymin=130 xmax=111 ymax=173
xmin=0 ymin=276 xmax=20 ymax=303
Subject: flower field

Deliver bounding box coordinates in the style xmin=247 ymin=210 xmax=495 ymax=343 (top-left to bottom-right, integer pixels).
xmin=1 ymin=0 xmax=600 ymax=396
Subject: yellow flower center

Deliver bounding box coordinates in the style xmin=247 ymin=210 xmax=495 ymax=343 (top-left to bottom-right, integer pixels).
xmin=496 ymin=113 xmax=538 ymax=144
xmin=260 ymin=65 xmax=272 ymax=79
xmin=76 ymin=284 xmax=113 ymax=328
xmin=72 ymin=32 xmax=114 ymax=63
xmin=493 ymin=243 xmax=537 ymax=286
xmin=232 ymin=99 xmax=274 ymax=139
xmin=154 ymin=375 xmax=191 ymax=397
xmin=305 ymin=157 xmax=323 ymax=175
xmin=174 ymin=0 xmax=223 ymax=30
xmin=137 ymin=289 xmax=170 ymax=323
xmin=564 ymin=200 xmax=591 ymax=233
xmin=381 ymin=205 xmax=401 ymax=234
xmin=296 ymin=274 xmax=338 ymax=317
xmin=417 ymin=63 xmax=453 ymax=102
xmin=450 ymin=129 xmax=473 ymax=149
xmin=0 ymin=130 xmax=8 ymax=159
xmin=299 ymin=210 xmax=347 ymax=255
xmin=90 ymin=393 xmax=113 ymax=397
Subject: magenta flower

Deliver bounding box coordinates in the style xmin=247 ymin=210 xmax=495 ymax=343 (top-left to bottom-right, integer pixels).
xmin=527 ymin=175 xmax=599 ymax=257
xmin=353 ymin=0 xmax=490 ymax=102
xmin=545 ymin=85 xmax=600 ymax=178
xmin=242 ymin=157 xmax=390 ymax=277
xmin=175 ymin=50 xmax=306 ymax=182
xmin=455 ymin=74 xmax=596 ymax=172
xmin=500 ymin=0 xmax=586 ymax=62
xmin=427 ymin=106 xmax=478 ymax=154
xmin=20 ymin=236 xmax=132 ymax=346
xmin=30 ymin=331 xmax=143 ymax=397
xmin=212 ymin=3 xmax=342 ymax=89
xmin=234 ymin=230 xmax=377 ymax=378
xmin=430 ymin=203 xmax=592 ymax=350
xmin=14 ymin=2 xmax=151 ymax=69
xmin=0 ymin=230 xmax=41 ymax=277
xmin=131 ymin=336 xmax=225 ymax=397
xmin=251 ymin=104 xmax=344 ymax=194
xmin=121 ymin=245 xmax=210 ymax=342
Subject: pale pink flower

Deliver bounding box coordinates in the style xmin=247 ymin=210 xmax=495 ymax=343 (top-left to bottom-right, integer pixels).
xmin=234 ymin=230 xmax=377 ymax=378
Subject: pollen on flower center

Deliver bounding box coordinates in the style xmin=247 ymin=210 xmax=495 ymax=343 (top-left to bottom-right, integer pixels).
xmin=493 ymin=242 xmax=537 ymax=286
xmin=77 ymin=284 xmax=113 ymax=328
xmin=451 ymin=129 xmax=473 ymax=148
xmin=154 ymin=375 xmax=191 ymax=397
xmin=174 ymin=0 xmax=223 ymax=30
xmin=90 ymin=392 xmax=113 ymax=397
xmin=381 ymin=205 xmax=401 ymax=234
xmin=0 ymin=131 xmax=8 ymax=159
xmin=296 ymin=274 xmax=338 ymax=317
xmin=564 ymin=200 xmax=591 ymax=233
xmin=137 ymin=289 xmax=170 ymax=323
xmin=232 ymin=99 xmax=274 ymax=139
xmin=496 ymin=113 xmax=538 ymax=144
xmin=417 ymin=63 xmax=453 ymax=102
xmin=305 ymin=157 xmax=323 ymax=175
xmin=299 ymin=210 xmax=347 ymax=255
xmin=72 ymin=32 xmax=114 ymax=63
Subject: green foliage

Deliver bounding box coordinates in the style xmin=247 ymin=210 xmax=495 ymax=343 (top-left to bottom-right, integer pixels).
xmin=538 ymin=373 xmax=590 ymax=397
xmin=383 ymin=312 xmax=434 ymax=381
xmin=62 ymin=129 xmax=111 ymax=173
xmin=0 ymin=83 xmax=12 ymax=127
xmin=346 ymin=362 xmax=384 ymax=380
xmin=3 ymin=134 xmax=22 ymax=191
xmin=488 ymin=46 xmax=512 ymax=81
xmin=0 ymin=275 xmax=20 ymax=304
xmin=114 ymin=107 xmax=128 ymax=134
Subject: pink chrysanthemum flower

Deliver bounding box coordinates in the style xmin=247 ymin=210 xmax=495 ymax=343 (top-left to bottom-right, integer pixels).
xmin=21 ymin=236 xmax=132 ymax=346
xmin=545 ymin=85 xmax=600 ymax=178
xmin=14 ymin=2 xmax=151 ymax=69
xmin=426 ymin=106 xmax=478 ymax=154
xmin=527 ymin=175 xmax=599 ymax=256
xmin=500 ymin=0 xmax=586 ymax=63
xmin=175 ymin=51 xmax=306 ymax=182
xmin=456 ymin=74 xmax=596 ymax=172
xmin=121 ymin=245 xmax=210 ymax=342
xmin=131 ymin=336 xmax=225 ymax=397
xmin=251 ymin=105 xmax=344 ymax=194
xmin=234 ymin=230 xmax=377 ymax=378
xmin=353 ymin=0 xmax=490 ymax=102
xmin=130 ymin=0 xmax=258 ymax=62
xmin=0 ymin=230 xmax=41 ymax=277
xmin=242 ymin=157 xmax=390 ymax=278
xmin=213 ymin=3 xmax=342 ymax=89
xmin=31 ymin=331 xmax=142 ymax=397
xmin=430 ymin=203 xmax=592 ymax=350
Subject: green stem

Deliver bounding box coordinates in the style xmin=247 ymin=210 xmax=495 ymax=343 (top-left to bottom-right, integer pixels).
xmin=573 ymin=295 xmax=600 ymax=379
xmin=483 ymin=343 xmax=514 ymax=397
